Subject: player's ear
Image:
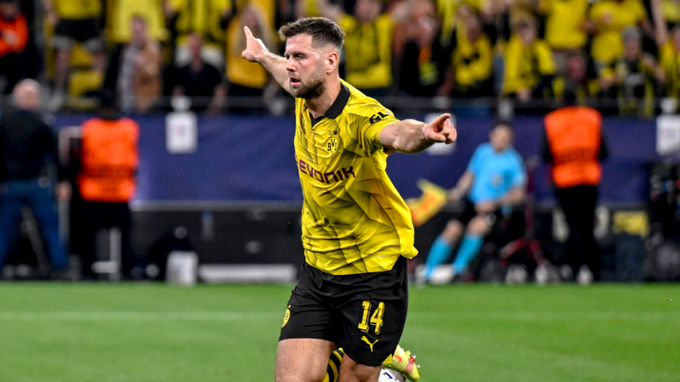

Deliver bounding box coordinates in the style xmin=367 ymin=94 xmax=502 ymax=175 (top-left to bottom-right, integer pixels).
xmin=325 ymin=51 xmax=339 ymax=73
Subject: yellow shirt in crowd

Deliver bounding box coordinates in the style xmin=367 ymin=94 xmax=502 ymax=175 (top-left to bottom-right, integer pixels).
xmin=437 ymin=0 xmax=488 ymax=46
xmin=541 ymin=0 xmax=589 ymax=50
xmin=589 ymin=0 xmax=647 ymax=64
xmin=225 ymin=13 xmax=269 ymax=88
xmin=107 ymin=0 xmax=167 ymax=43
xmin=660 ymin=40 xmax=680 ymax=97
xmin=503 ymin=34 xmax=556 ymax=94
xmin=53 ymin=0 xmax=101 ymax=20
xmin=662 ymin=0 xmax=680 ymax=24
xmin=167 ymin=0 xmax=232 ymax=45
xmin=294 ymin=80 xmax=417 ymax=275
xmin=452 ymin=26 xmax=493 ymax=88
xmin=339 ymin=14 xmax=394 ymax=89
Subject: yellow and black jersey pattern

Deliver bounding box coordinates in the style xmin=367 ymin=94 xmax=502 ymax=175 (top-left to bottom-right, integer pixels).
xmin=294 ymin=80 xmax=418 ymax=275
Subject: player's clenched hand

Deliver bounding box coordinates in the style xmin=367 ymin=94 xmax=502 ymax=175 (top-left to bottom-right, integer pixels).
xmin=424 ymin=113 xmax=457 ymax=144
xmin=242 ymin=26 xmax=269 ymax=63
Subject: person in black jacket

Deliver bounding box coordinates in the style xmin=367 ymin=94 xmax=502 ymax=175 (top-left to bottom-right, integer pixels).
xmin=0 ymin=79 xmax=70 ymax=275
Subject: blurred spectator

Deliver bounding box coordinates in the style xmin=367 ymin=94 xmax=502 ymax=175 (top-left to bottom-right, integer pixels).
xmin=652 ymin=0 xmax=680 ymax=99
xmin=165 ymin=0 xmax=232 ymax=68
xmin=172 ymin=33 xmax=226 ymax=113
xmin=503 ymin=19 xmax=556 ymax=101
xmin=392 ymin=0 xmax=437 ymax=59
xmin=106 ymin=0 xmax=167 ymax=44
xmin=420 ymin=121 xmax=526 ymax=284
xmin=0 ymin=80 xmax=70 ymax=277
xmin=72 ymin=92 xmax=138 ymax=280
xmin=439 ymin=12 xmax=493 ymax=97
xmin=598 ymin=27 xmax=665 ymax=116
xmin=538 ymin=0 xmax=590 ymax=74
xmin=554 ymin=51 xmax=599 ymax=103
xmin=0 ymin=0 xmax=28 ymax=95
xmin=104 ymin=16 xmax=162 ymax=114
xmin=398 ymin=13 xmax=448 ymax=97
xmin=588 ymin=0 xmax=652 ymax=74
xmin=317 ymin=0 xmax=413 ymax=96
xmin=437 ymin=0 xmax=491 ymax=50
xmin=44 ymin=0 xmax=104 ymax=110
xmin=542 ymin=98 xmax=608 ymax=284
xmin=225 ymin=2 xmax=273 ymax=109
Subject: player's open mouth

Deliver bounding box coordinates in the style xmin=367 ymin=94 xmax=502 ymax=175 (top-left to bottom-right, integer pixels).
xmin=290 ymin=78 xmax=301 ymax=87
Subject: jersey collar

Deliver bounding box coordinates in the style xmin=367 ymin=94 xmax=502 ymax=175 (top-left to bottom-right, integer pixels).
xmin=308 ymin=84 xmax=350 ymax=126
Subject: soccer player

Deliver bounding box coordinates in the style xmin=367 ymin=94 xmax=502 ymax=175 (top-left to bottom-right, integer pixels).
xmin=241 ymin=17 xmax=456 ymax=382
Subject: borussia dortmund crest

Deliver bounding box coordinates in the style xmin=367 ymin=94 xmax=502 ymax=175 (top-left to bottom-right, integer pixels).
xmin=324 ymin=130 xmax=340 ymax=156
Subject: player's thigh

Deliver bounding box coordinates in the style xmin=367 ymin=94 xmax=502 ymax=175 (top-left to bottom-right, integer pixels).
xmin=339 ymin=352 xmax=382 ymax=382
xmin=276 ymin=338 xmax=337 ymax=382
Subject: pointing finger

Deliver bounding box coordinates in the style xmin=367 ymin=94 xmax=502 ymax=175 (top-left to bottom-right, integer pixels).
xmin=433 ymin=113 xmax=451 ymax=127
xmin=244 ymin=26 xmax=253 ymax=39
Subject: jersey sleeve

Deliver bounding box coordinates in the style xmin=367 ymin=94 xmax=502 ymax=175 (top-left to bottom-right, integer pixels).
xmin=348 ymin=103 xmax=399 ymax=157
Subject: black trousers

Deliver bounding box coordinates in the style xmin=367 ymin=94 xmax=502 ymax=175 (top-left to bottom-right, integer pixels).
xmin=556 ymin=185 xmax=599 ymax=278
xmin=71 ymin=199 xmax=133 ymax=279
xmin=0 ymin=53 xmax=26 ymax=94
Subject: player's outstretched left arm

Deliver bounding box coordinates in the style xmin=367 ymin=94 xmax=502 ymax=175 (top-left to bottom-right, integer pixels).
xmin=241 ymin=26 xmax=291 ymax=94
xmin=380 ymin=113 xmax=456 ymax=154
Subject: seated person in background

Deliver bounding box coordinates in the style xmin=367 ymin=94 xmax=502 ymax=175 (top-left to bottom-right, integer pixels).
xmin=503 ymin=19 xmax=556 ymax=101
xmin=44 ymin=0 xmax=104 ymax=107
xmin=104 ymin=16 xmax=162 ymax=114
xmin=598 ymin=27 xmax=665 ymax=116
xmin=398 ymin=13 xmax=448 ymax=97
xmin=172 ymin=33 xmax=225 ymax=113
xmin=0 ymin=0 xmax=28 ymax=94
xmin=437 ymin=12 xmax=493 ymax=97
xmin=421 ymin=121 xmax=526 ymax=284
xmin=317 ymin=0 xmax=413 ymax=97
xmin=651 ymin=0 xmax=680 ymax=99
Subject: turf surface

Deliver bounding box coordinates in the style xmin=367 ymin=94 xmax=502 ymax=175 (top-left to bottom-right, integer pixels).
xmin=0 ymin=283 xmax=678 ymax=382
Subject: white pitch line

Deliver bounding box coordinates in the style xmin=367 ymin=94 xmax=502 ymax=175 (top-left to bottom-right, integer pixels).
xmin=0 ymin=311 xmax=282 ymax=321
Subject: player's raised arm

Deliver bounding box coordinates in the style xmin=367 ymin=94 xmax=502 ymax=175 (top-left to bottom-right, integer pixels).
xmin=241 ymin=26 xmax=291 ymax=93
xmin=379 ymin=113 xmax=457 ymax=154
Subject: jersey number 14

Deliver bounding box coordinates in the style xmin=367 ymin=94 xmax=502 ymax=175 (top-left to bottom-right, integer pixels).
xmin=358 ymin=300 xmax=385 ymax=335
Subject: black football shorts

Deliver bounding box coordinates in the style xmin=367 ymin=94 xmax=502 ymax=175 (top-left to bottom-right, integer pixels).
xmin=279 ymin=257 xmax=409 ymax=366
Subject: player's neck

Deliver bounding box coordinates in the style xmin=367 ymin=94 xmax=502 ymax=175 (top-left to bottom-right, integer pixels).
xmin=306 ymin=78 xmax=342 ymax=119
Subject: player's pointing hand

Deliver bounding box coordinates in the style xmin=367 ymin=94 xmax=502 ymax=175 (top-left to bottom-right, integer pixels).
xmin=242 ymin=26 xmax=269 ymax=63
xmin=424 ymin=113 xmax=457 ymax=144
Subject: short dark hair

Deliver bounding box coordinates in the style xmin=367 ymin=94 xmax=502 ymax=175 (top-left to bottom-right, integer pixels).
xmin=278 ymin=17 xmax=345 ymax=49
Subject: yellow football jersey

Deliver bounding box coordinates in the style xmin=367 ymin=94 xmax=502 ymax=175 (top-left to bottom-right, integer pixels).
xmin=294 ymin=80 xmax=418 ymax=275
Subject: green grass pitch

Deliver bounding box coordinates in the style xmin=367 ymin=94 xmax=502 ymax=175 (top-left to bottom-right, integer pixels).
xmin=0 ymin=283 xmax=678 ymax=382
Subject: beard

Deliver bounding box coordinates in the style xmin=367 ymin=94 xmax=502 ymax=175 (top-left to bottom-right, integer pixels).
xmin=290 ymin=73 xmax=325 ymax=99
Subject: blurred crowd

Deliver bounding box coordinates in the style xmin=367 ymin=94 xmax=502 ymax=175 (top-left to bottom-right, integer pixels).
xmin=2 ymin=0 xmax=680 ymax=115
